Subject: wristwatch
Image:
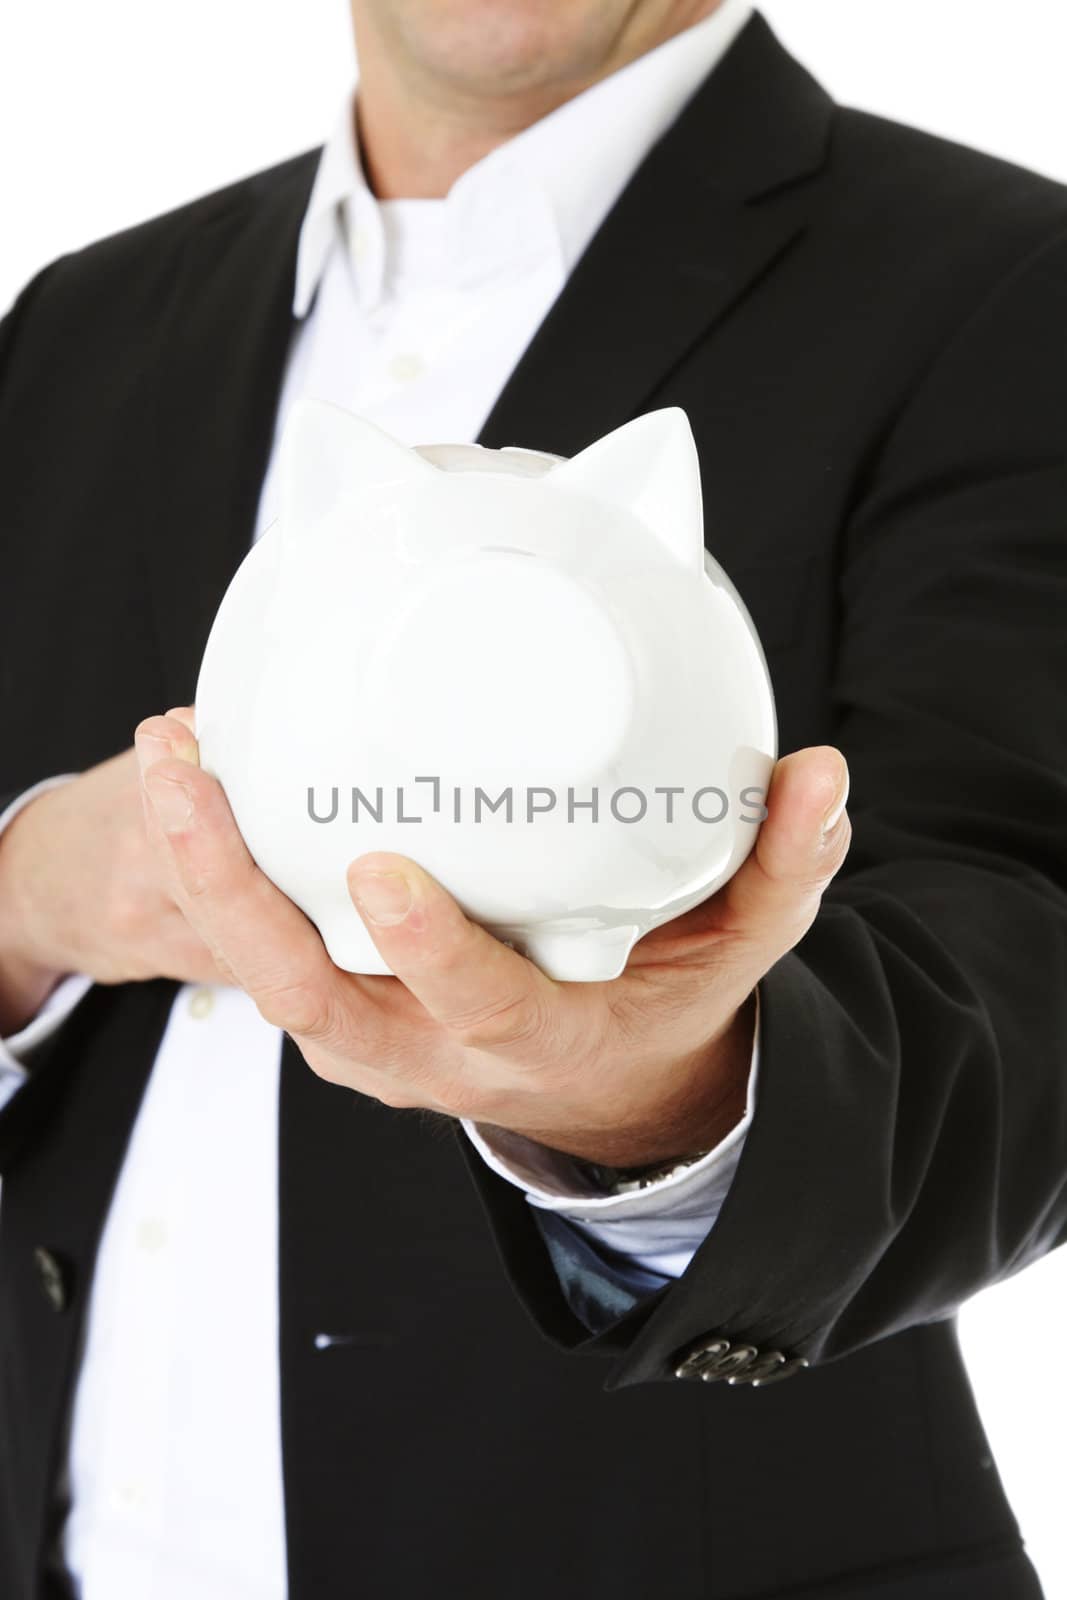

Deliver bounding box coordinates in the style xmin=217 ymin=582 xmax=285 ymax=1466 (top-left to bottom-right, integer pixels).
xmin=577 ymin=1149 xmax=712 ymax=1196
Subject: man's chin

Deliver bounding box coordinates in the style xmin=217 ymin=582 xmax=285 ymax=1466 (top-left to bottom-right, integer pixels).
xmin=380 ymin=0 xmax=643 ymax=99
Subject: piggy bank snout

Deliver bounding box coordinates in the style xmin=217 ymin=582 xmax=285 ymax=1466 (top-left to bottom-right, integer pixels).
xmin=360 ymin=551 xmax=636 ymax=782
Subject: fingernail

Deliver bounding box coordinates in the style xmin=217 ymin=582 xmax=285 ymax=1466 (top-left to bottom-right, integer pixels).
xmin=821 ymin=770 xmax=850 ymax=837
xmin=164 ymin=709 xmax=201 ymax=762
xmin=352 ymin=869 xmax=411 ymax=926
xmin=144 ymin=772 xmax=193 ymax=834
xmin=135 ymin=732 xmax=171 ymax=777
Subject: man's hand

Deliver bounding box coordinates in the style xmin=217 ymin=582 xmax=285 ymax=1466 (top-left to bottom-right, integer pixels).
xmin=134 ymin=709 xmax=851 ymax=1168
xmin=0 ymin=745 xmax=230 ymax=1035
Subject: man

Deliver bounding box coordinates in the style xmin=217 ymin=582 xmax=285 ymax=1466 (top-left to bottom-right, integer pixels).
xmin=0 ymin=0 xmax=1065 ymax=1595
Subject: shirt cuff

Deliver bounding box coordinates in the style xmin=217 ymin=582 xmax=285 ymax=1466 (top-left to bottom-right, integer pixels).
xmin=461 ymin=989 xmax=761 ymax=1281
xmin=0 ymin=775 xmax=86 ymax=1110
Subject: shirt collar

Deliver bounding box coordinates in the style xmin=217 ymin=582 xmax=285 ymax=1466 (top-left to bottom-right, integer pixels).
xmin=293 ymin=0 xmax=753 ymax=318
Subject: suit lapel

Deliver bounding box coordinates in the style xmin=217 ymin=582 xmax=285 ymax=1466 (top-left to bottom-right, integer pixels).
xmin=477 ymin=14 xmax=833 ymax=457
xmin=146 ymin=152 xmax=319 ymax=707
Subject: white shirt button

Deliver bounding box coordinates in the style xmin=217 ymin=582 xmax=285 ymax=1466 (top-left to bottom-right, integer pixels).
xmin=135 ymin=1217 xmax=169 ymax=1253
xmin=351 ymin=226 xmax=370 ymax=264
xmin=388 ymin=351 xmax=425 ymax=383
xmin=188 ymin=987 xmax=215 ymax=1020
xmin=108 ymin=1481 xmax=144 ymax=1513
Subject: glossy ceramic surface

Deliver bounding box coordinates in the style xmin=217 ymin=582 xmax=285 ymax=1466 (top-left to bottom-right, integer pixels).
xmin=195 ymin=399 xmax=776 ymax=980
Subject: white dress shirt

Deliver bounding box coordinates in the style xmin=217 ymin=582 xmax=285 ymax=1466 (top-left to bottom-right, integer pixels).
xmin=0 ymin=3 xmax=760 ymax=1593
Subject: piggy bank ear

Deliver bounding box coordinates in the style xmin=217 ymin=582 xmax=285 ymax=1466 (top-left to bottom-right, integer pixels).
xmin=277 ymin=397 xmax=434 ymax=525
xmin=548 ymin=408 xmax=705 ymax=572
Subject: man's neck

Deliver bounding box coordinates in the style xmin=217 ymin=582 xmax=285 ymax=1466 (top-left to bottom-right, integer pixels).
xmin=350 ymin=1 xmax=724 ymax=199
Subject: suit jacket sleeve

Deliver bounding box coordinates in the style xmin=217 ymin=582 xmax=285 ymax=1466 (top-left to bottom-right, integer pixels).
xmin=0 ymin=265 xmax=96 ymax=1167
xmin=460 ymin=220 xmax=1067 ymax=1387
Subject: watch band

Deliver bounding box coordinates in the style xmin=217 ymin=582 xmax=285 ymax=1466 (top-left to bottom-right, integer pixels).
xmin=577 ymin=1149 xmax=713 ymax=1196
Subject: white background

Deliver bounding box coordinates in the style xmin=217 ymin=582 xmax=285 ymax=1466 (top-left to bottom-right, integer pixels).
xmin=1 ymin=0 xmax=1065 ymax=1592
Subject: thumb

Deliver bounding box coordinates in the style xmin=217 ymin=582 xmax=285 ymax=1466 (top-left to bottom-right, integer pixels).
xmin=715 ymin=745 xmax=851 ymax=960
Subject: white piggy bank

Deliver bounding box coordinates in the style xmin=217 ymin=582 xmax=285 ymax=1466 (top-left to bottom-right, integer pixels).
xmin=195 ymin=399 xmax=776 ymax=982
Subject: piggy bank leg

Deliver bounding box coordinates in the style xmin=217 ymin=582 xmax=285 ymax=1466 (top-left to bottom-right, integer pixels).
xmin=317 ymin=914 xmax=396 ymax=977
xmin=507 ymin=925 xmax=642 ymax=984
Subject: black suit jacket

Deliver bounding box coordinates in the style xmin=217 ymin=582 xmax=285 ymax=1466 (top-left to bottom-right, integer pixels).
xmin=2 ymin=15 xmax=1066 ymax=1599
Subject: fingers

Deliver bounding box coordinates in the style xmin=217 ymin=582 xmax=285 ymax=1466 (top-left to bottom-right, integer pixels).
xmin=631 ymin=745 xmax=850 ymax=974
xmin=166 ymin=705 xmax=197 ymax=737
xmin=135 ymin=715 xmax=564 ymax=1083
xmin=348 ymin=852 xmax=560 ymax=1058
xmin=133 ymin=714 xmax=356 ymax=1043
xmin=157 ymin=906 xmax=235 ymax=986
xmin=134 ymin=710 xmax=200 ymax=862
xmin=713 ymin=745 xmax=850 ymax=952
xmin=138 ymin=707 xmax=200 ymax=768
